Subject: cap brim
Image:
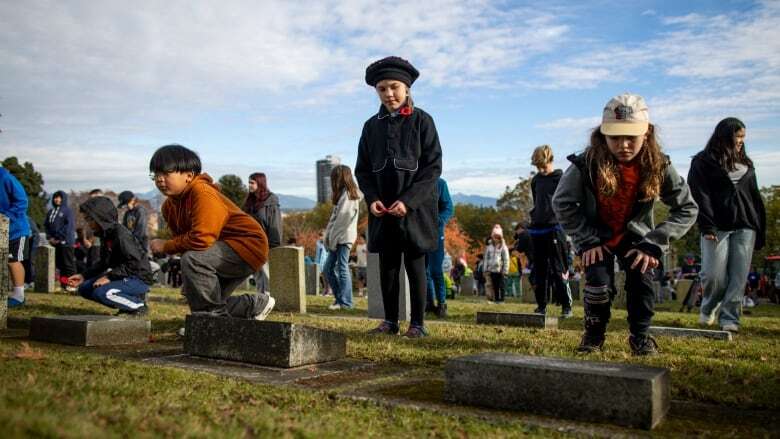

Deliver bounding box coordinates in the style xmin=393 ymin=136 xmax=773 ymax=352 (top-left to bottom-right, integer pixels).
xmin=600 ymin=122 xmax=648 ymax=136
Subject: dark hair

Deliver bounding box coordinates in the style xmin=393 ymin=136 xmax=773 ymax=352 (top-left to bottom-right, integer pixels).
xmin=149 ymin=144 xmax=201 ymax=175
xmin=243 ymin=172 xmax=270 ymax=212
xmin=704 ymin=117 xmax=751 ymax=171
xmin=330 ymin=165 xmax=360 ymax=204
xmin=88 ymin=189 xmax=103 ymax=196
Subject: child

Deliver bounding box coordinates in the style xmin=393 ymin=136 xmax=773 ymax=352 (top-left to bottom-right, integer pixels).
xmin=425 ymin=177 xmax=454 ymax=317
xmin=1 ymin=167 xmax=31 ymax=308
xmin=117 ymin=190 xmax=149 ymax=252
xmin=354 ymin=56 xmax=443 ymax=338
xmin=45 ymin=190 xmax=77 ymax=288
xmin=323 ymin=165 xmax=362 ymax=310
xmin=552 ymin=93 xmax=698 ymax=355
xmin=688 ymin=117 xmax=766 ymax=333
xmin=529 ymin=145 xmax=573 ymax=317
xmin=484 ymin=225 xmax=509 ymax=303
xmin=67 ymin=196 xmax=153 ymax=315
xmin=148 ymin=144 xmax=275 ymax=321
xmin=242 ymin=172 xmax=283 ymax=294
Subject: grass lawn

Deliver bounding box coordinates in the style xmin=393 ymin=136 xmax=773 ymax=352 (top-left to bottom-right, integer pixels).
xmin=1 ymin=289 xmax=778 ymax=438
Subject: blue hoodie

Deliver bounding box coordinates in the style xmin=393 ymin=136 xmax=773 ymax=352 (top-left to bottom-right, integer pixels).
xmin=0 ymin=168 xmax=31 ymax=240
xmin=45 ymin=190 xmax=76 ymax=245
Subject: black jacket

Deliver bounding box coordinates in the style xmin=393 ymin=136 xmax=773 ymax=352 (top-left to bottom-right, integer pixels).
xmin=45 ymin=190 xmax=76 ymax=245
xmin=244 ymin=193 xmax=283 ymax=248
xmin=123 ymin=204 xmax=148 ymax=250
xmin=80 ymin=197 xmax=154 ymax=284
xmin=687 ymin=151 xmax=766 ymax=250
xmin=355 ymin=106 xmax=443 ymax=253
xmin=530 ymin=169 xmax=563 ymax=228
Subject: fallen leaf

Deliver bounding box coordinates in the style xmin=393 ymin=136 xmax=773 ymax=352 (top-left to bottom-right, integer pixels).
xmin=15 ymin=342 xmax=45 ymax=360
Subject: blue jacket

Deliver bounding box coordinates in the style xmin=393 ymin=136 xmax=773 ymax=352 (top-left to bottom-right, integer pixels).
xmin=436 ymin=178 xmax=454 ymax=234
xmin=0 ymin=168 xmax=31 ymax=240
xmin=45 ymin=190 xmax=76 ymax=245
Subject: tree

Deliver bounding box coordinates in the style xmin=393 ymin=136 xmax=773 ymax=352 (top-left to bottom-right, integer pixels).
xmin=496 ymin=173 xmax=534 ymax=216
xmin=755 ymin=185 xmax=780 ymax=264
xmin=217 ymin=174 xmax=248 ymax=207
xmin=2 ymin=156 xmax=47 ymax=226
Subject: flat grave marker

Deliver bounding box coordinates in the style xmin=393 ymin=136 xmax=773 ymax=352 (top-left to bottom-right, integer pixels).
xmin=476 ymin=311 xmax=558 ymax=329
xmin=29 ymin=315 xmax=150 ymax=346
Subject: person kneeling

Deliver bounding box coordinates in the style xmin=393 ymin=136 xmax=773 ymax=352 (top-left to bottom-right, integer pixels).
xmin=68 ymin=196 xmax=153 ymax=316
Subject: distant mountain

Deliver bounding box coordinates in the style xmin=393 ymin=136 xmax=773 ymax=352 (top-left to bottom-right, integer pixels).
xmin=451 ymin=193 xmax=497 ymax=208
xmin=278 ymin=194 xmax=316 ymax=211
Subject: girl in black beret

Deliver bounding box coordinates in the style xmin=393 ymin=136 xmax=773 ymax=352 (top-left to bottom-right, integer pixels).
xmin=355 ymin=56 xmax=443 ymax=338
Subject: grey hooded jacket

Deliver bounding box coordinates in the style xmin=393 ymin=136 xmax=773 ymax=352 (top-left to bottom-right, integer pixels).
xmin=552 ymin=153 xmax=698 ymax=258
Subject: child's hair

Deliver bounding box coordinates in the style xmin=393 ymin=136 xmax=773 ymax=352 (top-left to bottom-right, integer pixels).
xmin=149 ymin=144 xmax=202 ymax=175
xmin=531 ymin=144 xmax=554 ymax=169
xmin=330 ymin=165 xmax=360 ymax=204
xmin=243 ymin=172 xmax=270 ymax=211
xmin=586 ymin=124 xmax=665 ymax=201
xmin=704 ymin=117 xmax=752 ymax=171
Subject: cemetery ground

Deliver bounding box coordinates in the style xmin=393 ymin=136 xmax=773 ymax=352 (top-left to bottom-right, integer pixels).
xmin=1 ymin=290 xmax=779 ymax=438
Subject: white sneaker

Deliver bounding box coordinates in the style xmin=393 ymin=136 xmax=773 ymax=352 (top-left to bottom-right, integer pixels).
xmin=721 ymin=323 xmax=739 ymax=333
xmin=177 ymin=327 xmax=185 ymax=337
xmin=698 ymin=312 xmax=715 ymax=326
xmin=254 ymin=296 xmax=276 ymax=321
xmin=328 ymin=303 xmax=341 ymax=310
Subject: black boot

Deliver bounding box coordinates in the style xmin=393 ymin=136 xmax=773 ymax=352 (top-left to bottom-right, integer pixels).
xmin=436 ymin=302 xmax=448 ymax=318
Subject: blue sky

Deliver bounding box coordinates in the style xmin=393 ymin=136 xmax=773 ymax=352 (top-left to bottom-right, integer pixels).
xmin=1 ymin=0 xmax=778 ymax=199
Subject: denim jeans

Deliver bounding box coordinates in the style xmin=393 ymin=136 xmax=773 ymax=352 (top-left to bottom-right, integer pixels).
xmin=426 ymin=234 xmax=446 ymax=306
xmin=79 ymin=276 xmax=149 ymax=311
xmin=699 ymin=229 xmax=756 ymax=328
xmin=506 ymin=273 xmax=520 ymax=297
xmin=323 ymin=244 xmax=353 ymax=308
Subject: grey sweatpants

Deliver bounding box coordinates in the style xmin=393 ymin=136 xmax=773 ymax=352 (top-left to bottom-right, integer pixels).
xmin=180 ymin=241 xmax=267 ymax=318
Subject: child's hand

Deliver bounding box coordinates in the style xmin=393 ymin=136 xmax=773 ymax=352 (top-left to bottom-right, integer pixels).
xmin=150 ymin=239 xmax=167 ymax=254
xmin=387 ymin=201 xmax=407 ymax=217
xmin=703 ymin=234 xmax=718 ymax=242
xmin=93 ymin=276 xmax=110 ymax=287
xmin=67 ymin=274 xmax=84 ymax=287
xmin=582 ymin=246 xmax=605 ymax=267
xmin=626 ymin=249 xmax=658 ymax=274
xmin=370 ymin=201 xmax=388 ymax=217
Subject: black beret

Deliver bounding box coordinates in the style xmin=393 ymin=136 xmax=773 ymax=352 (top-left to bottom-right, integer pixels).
xmin=365 ymin=56 xmax=419 ymax=87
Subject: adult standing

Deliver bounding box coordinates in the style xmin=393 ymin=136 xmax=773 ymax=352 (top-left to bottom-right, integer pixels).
xmin=688 ymin=117 xmax=766 ymax=333
xmin=355 ymin=56 xmax=443 ymax=338
xmin=45 ymin=190 xmax=77 ymax=288
xmin=242 ymin=173 xmax=283 ymax=294
xmin=118 ymin=191 xmax=148 ymax=251
xmin=425 ymin=177 xmax=453 ymax=318
xmin=1 ymin=167 xmax=31 ymax=307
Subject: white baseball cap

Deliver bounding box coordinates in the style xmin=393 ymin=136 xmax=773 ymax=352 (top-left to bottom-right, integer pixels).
xmin=600 ymin=93 xmax=649 ymax=136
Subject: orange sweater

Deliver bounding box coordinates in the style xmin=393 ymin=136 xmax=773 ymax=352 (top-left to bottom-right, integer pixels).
xmin=161 ymin=174 xmax=269 ymax=271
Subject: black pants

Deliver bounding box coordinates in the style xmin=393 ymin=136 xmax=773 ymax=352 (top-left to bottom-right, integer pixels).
xmin=489 ymin=272 xmax=505 ymax=302
xmin=380 ymin=249 xmax=427 ymax=326
xmin=55 ymin=243 xmax=77 ymax=279
xmin=583 ymin=241 xmax=656 ymax=338
xmin=531 ymin=231 xmax=571 ymax=310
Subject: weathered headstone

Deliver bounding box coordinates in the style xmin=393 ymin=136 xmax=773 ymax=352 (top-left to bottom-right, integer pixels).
xmin=367 ymin=252 xmax=410 ymax=321
xmin=445 ymin=353 xmax=670 ymax=430
xmin=0 ymin=215 xmax=9 ymax=329
xmin=269 ymin=246 xmax=306 ymax=313
xmin=29 ymin=315 xmax=150 ymax=346
xmin=476 ymin=312 xmax=558 ymax=329
xmin=184 ymin=314 xmax=346 ymax=368
xmin=520 ymin=276 xmax=535 ymax=303
xmin=33 ymin=245 xmax=57 ymax=293
xmin=305 ymin=263 xmax=320 ymax=296
xmin=460 ymin=275 xmax=475 ymax=295
xmin=568 ymin=279 xmax=581 ymax=301
xmin=648 ymin=326 xmax=732 ymax=341
xmin=613 ymin=271 xmax=627 ymax=307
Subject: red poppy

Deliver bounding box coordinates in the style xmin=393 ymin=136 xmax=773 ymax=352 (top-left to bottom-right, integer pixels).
xmin=399 ymin=106 xmax=413 ymax=116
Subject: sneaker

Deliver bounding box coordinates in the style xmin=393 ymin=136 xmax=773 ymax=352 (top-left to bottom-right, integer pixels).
xmin=369 ymin=320 xmax=399 ymax=335
xmin=576 ymin=332 xmax=605 ymax=353
xmin=7 ymin=297 xmax=25 ymax=308
xmin=253 ymin=296 xmax=276 ymax=321
xmin=721 ymin=323 xmax=739 ymax=333
xmin=561 ymin=308 xmax=573 ymax=319
xmin=117 ymin=305 xmax=149 ymax=319
xmin=327 ymin=303 xmax=342 ymax=310
xmin=699 ymin=311 xmax=715 ymax=326
xmin=402 ymin=325 xmax=429 ymax=338
xmin=178 ymin=327 xmax=186 ymax=337
xmin=533 ymin=307 xmax=547 ymax=315
xmin=436 ymin=303 xmax=448 ymax=318
xmin=629 ymin=334 xmax=659 ymax=356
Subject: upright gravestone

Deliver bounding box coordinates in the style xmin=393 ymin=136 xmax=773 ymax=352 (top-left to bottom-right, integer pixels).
xmin=0 ymin=215 xmax=9 ymax=329
xmin=269 ymin=246 xmax=306 ymax=313
xmin=520 ymin=276 xmax=535 ymax=304
xmin=305 ymin=263 xmax=320 ymax=296
xmin=367 ymin=252 xmax=410 ymax=321
xmin=568 ymin=279 xmax=580 ymax=301
xmin=460 ymin=275 xmax=475 ymax=296
xmin=613 ymin=271 xmax=627 ymax=308
xmin=33 ymin=245 xmax=57 ymax=293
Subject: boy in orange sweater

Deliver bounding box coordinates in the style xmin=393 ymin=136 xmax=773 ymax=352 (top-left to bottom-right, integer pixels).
xmin=149 ymin=144 xmax=275 ymax=321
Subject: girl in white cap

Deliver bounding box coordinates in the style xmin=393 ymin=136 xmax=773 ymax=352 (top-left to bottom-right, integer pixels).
xmin=552 ymin=93 xmax=698 ymax=355
xmin=354 ymin=56 xmax=443 ymax=338
xmin=484 ymin=224 xmax=510 ymax=303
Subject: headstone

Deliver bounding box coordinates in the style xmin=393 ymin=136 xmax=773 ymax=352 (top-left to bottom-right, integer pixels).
xmin=0 ymin=215 xmax=9 ymax=329
xmin=476 ymin=312 xmax=558 ymax=329
xmin=676 ymin=279 xmax=693 ymax=301
xmin=367 ymin=252 xmax=410 ymax=321
xmin=269 ymin=246 xmax=306 ymax=313
xmin=648 ymin=326 xmax=732 ymax=341
xmin=29 ymin=315 xmax=151 ymax=346
xmin=184 ymin=314 xmax=346 ymax=368
xmin=460 ymin=275 xmax=475 ymax=295
xmin=305 ymin=263 xmax=320 ymax=296
xmin=520 ymin=276 xmax=535 ymax=303
xmin=568 ymin=279 xmax=580 ymax=301
xmin=33 ymin=245 xmax=57 ymax=293
xmin=613 ymin=271 xmax=627 ymax=307
xmin=445 ymin=353 xmax=670 ymax=430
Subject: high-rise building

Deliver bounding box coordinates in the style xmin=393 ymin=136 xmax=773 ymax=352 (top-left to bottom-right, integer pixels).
xmin=316 ymin=155 xmax=341 ymax=204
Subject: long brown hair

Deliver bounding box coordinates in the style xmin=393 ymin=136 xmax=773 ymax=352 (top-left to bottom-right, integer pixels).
xmin=585 ymin=123 xmax=666 ymax=201
xmin=243 ymin=172 xmax=270 ymax=212
xmin=330 ymin=165 xmax=360 ymax=204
